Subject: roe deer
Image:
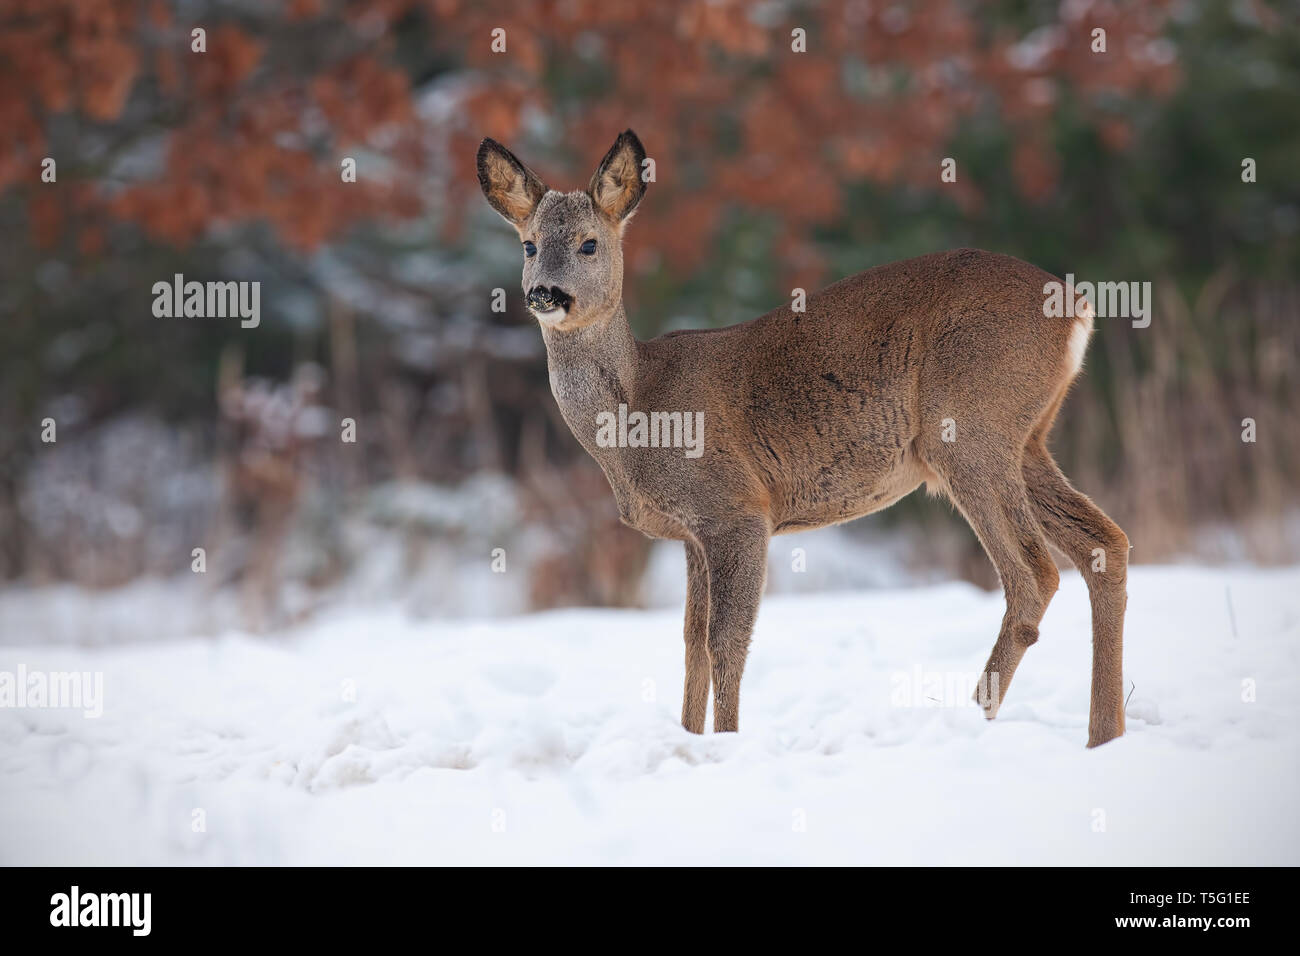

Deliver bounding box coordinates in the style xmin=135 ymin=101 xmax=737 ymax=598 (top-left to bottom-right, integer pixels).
xmin=477 ymin=129 xmax=1128 ymax=747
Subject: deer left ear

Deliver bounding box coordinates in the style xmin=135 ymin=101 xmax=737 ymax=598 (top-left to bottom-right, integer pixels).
xmin=477 ymin=138 xmax=548 ymax=227
xmin=588 ymin=129 xmax=647 ymax=224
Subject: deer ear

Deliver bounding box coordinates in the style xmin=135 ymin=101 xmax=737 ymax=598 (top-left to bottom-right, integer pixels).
xmin=476 ymin=138 xmax=548 ymax=227
xmin=587 ymin=129 xmax=646 ymax=224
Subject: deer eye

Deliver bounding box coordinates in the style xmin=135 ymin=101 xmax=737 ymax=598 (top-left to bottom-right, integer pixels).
xmin=579 ymin=239 xmax=597 ymax=255
xmin=523 ymin=241 xmax=537 ymax=258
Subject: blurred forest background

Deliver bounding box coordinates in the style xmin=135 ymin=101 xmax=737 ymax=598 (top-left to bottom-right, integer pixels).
xmin=1 ymin=0 xmax=1297 ymax=634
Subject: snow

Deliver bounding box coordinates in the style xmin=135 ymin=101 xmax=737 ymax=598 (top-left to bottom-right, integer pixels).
xmin=0 ymin=524 xmax=942 ymax=644
xmin=1 ymin=565 xmax=1297 ymax=865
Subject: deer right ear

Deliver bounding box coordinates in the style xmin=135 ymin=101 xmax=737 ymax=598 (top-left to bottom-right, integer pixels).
xmin=476 ymin=138 xmax=548 ymax=227
xmin=588 ymin=129 xmax=647 ymax=224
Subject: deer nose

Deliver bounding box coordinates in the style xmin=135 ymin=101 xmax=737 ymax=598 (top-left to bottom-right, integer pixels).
xmin=527 ymin=285 xmax=573 ymax=312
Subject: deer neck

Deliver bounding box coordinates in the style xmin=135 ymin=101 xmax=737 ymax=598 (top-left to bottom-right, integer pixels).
xmin=540 ymin=303 xmax=639 ymax=455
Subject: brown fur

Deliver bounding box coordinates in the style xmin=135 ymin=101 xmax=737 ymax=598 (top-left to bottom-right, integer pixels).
xmin=477 ymin=130 xmax=1128 ymax=747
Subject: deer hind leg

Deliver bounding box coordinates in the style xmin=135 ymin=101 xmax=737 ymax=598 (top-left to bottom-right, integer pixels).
xmin=681 ymin=539 xmax=711 ymax=734
xmin=931 ymin=449 xmax=1060 ymax=719
xmin=698 ymin=518 xmax=769 ymax=733
xmin=1022 ymin=443 xmax=1128 ymax=747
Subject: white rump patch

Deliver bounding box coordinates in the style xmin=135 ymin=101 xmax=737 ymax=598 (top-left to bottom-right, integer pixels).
xmin=1066 ymin=299 xmax=1094 ymax=376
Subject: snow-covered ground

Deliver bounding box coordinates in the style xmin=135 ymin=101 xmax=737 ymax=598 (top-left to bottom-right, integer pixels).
xmin=1 ymin=565 xmax=1297 ymax=865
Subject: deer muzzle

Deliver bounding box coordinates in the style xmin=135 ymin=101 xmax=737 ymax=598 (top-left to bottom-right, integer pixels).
xmin=527 ymin=285 xmax=573 ymax=314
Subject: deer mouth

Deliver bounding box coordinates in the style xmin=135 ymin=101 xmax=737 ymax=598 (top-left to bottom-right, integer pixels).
xmin=527 ymin=286 xmax=573 ymax=322
xmin=532 ymin=308 xmax=567 ymax=326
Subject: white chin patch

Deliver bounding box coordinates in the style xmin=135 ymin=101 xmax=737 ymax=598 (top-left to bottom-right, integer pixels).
xmin=531 ymin=307 xmax=566 ymax=326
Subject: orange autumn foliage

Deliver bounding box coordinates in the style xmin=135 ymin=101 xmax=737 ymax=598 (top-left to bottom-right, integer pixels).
xmin=1 ymin=0 xmax=1178 ymax=278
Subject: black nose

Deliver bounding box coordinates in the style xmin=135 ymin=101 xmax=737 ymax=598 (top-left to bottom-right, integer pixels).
xmin=528 ymin=286 xmax=573 ymax=312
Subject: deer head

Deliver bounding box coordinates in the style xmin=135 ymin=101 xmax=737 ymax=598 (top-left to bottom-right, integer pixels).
xmin=476 ymin=130 xmax=647 ymax=332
